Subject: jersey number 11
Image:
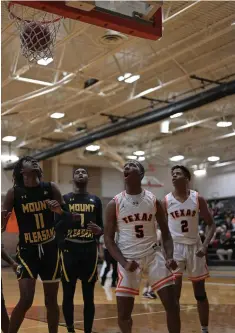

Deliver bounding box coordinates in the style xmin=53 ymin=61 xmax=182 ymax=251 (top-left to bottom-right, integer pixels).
xmin=34 ymin=213 xmax=45 ymax=229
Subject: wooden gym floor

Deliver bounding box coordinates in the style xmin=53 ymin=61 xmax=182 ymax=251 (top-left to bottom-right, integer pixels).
xmin=2 ymin=267 xmax=235 ymax=333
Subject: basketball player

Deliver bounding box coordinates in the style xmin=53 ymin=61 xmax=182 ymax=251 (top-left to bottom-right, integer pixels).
xmin=2 ymin=156 xmax=79 ymax=333
xmin=164 ymin=165 xmax=216 ymax=333
xmin=61 ymin=168 xmax=103 ymax=333
xmin=1 ymin=243 xmax=18 ymax=333
xmin=104 ymin=161 xmax=181 ymax=333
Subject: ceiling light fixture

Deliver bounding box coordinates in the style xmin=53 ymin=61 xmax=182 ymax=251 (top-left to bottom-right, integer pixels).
xmin=170 ymin=112 xmax=183 ymax=119
xmin=217 ymin=121 xmax=232 ymax=128
xmin=207 ymin=156 xmax=220 ymax=162
xmin=50 ymin=112 xmax=65 ymax=119
xmin=37 ymin=58 xmax=53 ymax=66
xmin=1 ymin=154 xmax=19 ymax=162
xmin=193 ymin=169 xmax=207 ymax=177
xmin=126 ymin=155 xmax=137 ymax=160
xmin=2 ymin=136 xmax=17 ymax=142
xmin=138 ymin=156 xmax=145 ymax=161
xmin=117 ymin=73 xmax=132 ymax=82
xmin=160 ymin=120 xmax=170 ymax=133
xmin=133 ymin=150 xmax=145 ymax=156
xmin=124 ymin=75 xmax=140 ymax=84
xmin=86 ymin=145 xmax=100 ymax=152
xmin=169 ymin=155 xmax=184 ymax=162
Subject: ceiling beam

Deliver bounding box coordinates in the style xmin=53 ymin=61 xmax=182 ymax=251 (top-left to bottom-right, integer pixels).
xmin=4 ymin=79 xmax=235 ymax=170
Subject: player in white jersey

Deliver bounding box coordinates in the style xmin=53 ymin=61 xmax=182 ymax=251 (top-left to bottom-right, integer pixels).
xmin=104 ymin=161 xmax=181 ymax=333
xmin=164 ymin=165 xmax=216 ymax=333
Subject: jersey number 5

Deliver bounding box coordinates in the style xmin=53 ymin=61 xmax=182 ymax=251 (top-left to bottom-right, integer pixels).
xmin=34 ymin=213 xmax=45 ymax=230
xmin=135 ymin=225 xmax=144 ymax=238
xmin=181 ymin=220 xmax=189 ymax=233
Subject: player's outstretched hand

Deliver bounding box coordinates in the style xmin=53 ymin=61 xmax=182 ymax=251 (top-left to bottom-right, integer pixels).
xmin=165 ymin=258 xmax=178 ymax=271
xmin=87 ymin=222 xmax=103 ymax=235
xmin=46 ymin=200 xmax=63 ymax=214
xmin=196 ymin=245 xmax=207 ymax=258
xmin=1 ymin=210 xmax=11 ymax=232
xmin=124 ymin=260 xmax=139 ymax=272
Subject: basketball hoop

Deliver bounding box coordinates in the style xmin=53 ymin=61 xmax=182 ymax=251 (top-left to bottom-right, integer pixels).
xmin=7 ymin=1 xmax=63 ymax=62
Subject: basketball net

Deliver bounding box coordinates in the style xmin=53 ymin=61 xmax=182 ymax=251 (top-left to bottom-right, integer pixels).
xmin=7 ymin=2 xmax=63 ymax=62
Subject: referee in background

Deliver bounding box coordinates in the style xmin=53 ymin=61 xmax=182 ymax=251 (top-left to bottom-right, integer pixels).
xmin=59 ymin=168 xmax=103 ymax=333
xmin=99 ymin=233 xmax=118 ymax=288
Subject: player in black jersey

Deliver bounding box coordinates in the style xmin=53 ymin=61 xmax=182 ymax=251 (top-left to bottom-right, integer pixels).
xmin=1 ymin=242 xmax=18 ymax=333
xmin=61 ymin=168 xmax=103 ymax=333
xmin=2 ymin=156 xmax=79 ymax=333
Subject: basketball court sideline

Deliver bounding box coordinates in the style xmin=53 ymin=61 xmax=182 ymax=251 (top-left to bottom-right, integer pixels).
xmin=2 ymin=268 xmax=235 ymax=333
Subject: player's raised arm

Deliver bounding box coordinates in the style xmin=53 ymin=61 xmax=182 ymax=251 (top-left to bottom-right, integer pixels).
xmin=155 ymin=199 xmax=177 ymax=270
xmin=196 ymin=195 xmax=216 ymax=257
xmin=104 ymin=200 xmax=128 ymax=269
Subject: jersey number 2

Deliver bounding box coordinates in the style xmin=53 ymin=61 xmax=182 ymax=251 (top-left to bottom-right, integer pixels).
xmin=135 ymin=225 xmax=144 ymax=238
xmin=181 ymin=220 xmax=189 ymax=233
xmin=34 ymin=213 xmax=45 ymax=229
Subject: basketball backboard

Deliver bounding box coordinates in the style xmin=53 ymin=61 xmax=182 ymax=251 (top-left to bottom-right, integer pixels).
xmin=9 ymin=1 xmax=162 ymax=40
xmin=142 ymin=175 xmax=164 ymax=198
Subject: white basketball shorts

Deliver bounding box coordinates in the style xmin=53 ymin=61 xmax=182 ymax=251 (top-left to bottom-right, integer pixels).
xmin=173 ymin=241 xmax=209 ymax=281
xmin=116 ymin=250 xmax=174 ymax=297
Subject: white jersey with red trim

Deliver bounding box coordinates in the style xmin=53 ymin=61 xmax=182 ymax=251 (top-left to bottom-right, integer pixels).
xmin=165 ymin=190 xmax=200 ymax=245
xmin=114 ymin=190 xmax=158 ymax=259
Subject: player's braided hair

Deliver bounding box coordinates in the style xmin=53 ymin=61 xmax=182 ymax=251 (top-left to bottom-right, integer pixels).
xmin=171 ymin=165 xmax=191 ymax=181
xmin=13 ymin=156 xmax=42 ymax=187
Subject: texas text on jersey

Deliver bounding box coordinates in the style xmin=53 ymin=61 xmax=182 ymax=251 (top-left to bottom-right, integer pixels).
xmin=13 ymin=182 xmax=55 ymax=245
xmin=114 ymin=190 xmax=158 ymax=259
xmin=165 ymin=190 xmax=199 ymax=244
xmin=63 ymin=192 xmax=103 ymax=241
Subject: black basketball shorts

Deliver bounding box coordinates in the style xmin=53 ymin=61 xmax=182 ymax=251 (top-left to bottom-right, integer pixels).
xmin=16 ymin=238 xmax=60 ymax=282
xmin=61 ymin=241 xmax=98 ymax=283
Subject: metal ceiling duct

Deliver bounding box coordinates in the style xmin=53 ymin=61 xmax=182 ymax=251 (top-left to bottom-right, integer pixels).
xmin=4 ymin=80 xmax=235 ymax=170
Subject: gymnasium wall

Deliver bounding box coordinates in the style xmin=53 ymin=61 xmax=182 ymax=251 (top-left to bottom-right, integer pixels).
xmin=194 ymin=164 xmax=235 ymax=199
xmin=1 ymin=161 xmax=235 ymax=199
xmin=2 ymin=163 xmax=235 ymax=198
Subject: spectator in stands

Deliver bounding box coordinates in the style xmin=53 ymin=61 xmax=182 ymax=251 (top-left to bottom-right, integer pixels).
xmin=225 ymin=216 xmax=235 ymax=231
xmin=216 ymin=225 xmax=234 ymax=261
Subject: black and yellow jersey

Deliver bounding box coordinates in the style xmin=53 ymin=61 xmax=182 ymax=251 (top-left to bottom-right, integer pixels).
xmin=13 ymin=182 xmax=55 ymax=246
xmin=63 ymin=192 xmax=103 ymax=242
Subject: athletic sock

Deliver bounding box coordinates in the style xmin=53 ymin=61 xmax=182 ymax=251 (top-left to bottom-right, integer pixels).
xmin=143 ymin=287 xmax=148 ymax=293
xmin=148 ymin=286 xmax=152 ymax=293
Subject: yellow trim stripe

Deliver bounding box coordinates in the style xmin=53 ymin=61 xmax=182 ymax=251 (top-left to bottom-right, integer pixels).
xmin=52 ymin=249 xmax=60 ymax=280
xmin=60 ymin=252 xmax=70 ymax=282
xmin=17 ymin=253 xmax=34 ymax=279
xmin=88 ymin=247 xmax=98 ymax=283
